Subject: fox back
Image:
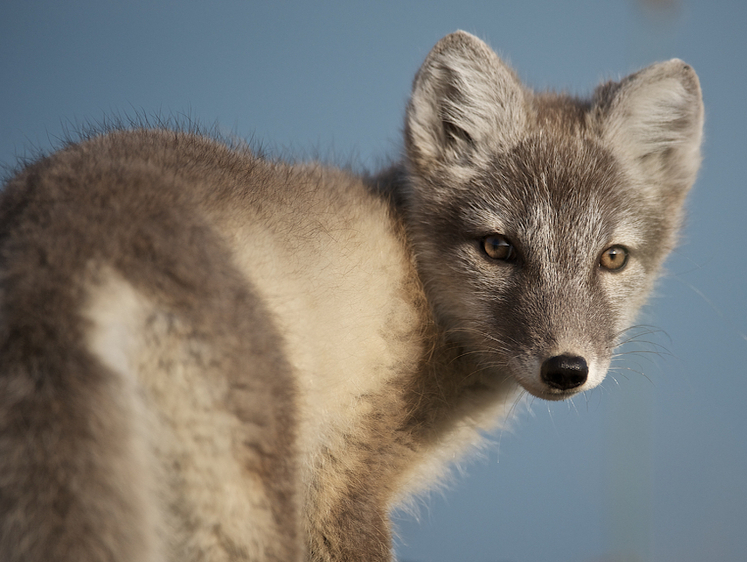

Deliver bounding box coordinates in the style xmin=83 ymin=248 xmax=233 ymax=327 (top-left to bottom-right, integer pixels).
xmin=0 ymin=31 xmax=703 ymax=561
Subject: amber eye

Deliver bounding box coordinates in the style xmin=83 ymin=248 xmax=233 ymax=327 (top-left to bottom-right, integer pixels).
xmin=599 ymin=245 xmax=629 ymax=271
xmin=482 ymin=235 xmax=515 ymax=261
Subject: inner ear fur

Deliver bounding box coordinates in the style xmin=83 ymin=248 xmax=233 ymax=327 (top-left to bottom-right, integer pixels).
xmin=596 ymin=59 xmax=705 ymax=202
xmin=405 ymin=31 xmax=528 ymax=175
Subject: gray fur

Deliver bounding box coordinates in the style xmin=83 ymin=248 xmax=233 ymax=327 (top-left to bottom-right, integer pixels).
xmin=0 ymin=31 xmax=703 ymax=561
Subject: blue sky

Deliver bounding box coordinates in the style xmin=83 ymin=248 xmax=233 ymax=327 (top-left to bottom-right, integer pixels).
xmin=2 ymin=1 xmax=746 ymax=561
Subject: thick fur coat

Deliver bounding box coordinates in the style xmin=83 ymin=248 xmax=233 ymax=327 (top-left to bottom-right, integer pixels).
xmin=0 ymin=32 xmax=703 ymax=561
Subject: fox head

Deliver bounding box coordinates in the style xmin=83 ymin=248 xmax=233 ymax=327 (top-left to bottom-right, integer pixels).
xmin=403 ymin=31 xmax=704 ymax=401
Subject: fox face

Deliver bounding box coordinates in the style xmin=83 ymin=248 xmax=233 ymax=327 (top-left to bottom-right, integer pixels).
xmin=403 ymin=32 xmax=703 ymax=401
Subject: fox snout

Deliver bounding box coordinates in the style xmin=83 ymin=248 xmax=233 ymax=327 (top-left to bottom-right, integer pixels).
xmin=514 ymin=353 xmax=594 ymax=401
xmin=518 ymin=347 xmax=610 ymax=401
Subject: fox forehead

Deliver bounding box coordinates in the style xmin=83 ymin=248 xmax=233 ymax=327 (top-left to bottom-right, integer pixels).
xmin=440 ymin=134 xmax=634 ymax=239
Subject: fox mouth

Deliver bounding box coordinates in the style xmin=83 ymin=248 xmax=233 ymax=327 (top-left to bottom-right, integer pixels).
xmin=531 ymin=386 xmax=585 ymax=402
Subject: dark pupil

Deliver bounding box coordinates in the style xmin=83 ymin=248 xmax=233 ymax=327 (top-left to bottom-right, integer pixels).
xmin=486 ymin=237 xmax=510 ymax=258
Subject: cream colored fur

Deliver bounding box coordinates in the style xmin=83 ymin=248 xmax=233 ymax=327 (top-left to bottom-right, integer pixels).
xmin=0 ymin=31 xmax=703 ymax=561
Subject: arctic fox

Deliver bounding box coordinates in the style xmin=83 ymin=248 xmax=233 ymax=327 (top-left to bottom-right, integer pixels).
xmin=0 ymin=31 xmax=703 ymax=561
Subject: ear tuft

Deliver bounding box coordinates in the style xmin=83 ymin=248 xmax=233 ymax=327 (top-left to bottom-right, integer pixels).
xmin=405 ymin=31 xmax=527 ymax=176
xmin=597 ymin=59 xmax=704 ymax=199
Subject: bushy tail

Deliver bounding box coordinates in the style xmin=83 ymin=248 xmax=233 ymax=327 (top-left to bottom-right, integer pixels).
xmin=0 ymin=266 xmax=159 ymax=561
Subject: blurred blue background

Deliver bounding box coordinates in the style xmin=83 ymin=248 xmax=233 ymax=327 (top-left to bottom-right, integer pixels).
xmin=1 ymin=1 xmax=745 ymax=561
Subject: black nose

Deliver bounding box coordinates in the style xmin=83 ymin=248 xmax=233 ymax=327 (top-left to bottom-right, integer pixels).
xmin=540 ymin=354 xmax=588 ymax=391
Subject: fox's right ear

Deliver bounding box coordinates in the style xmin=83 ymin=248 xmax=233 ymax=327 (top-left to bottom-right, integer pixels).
xmin=596 ymin=60 xmax=704 ymax=204
xmin=405 ymin=31 xmax=527 ymax=179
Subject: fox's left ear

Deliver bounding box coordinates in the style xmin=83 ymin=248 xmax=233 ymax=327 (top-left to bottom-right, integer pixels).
xmin=597 ymin=60 xmax=704 ymax=203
